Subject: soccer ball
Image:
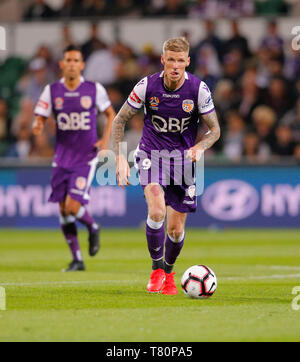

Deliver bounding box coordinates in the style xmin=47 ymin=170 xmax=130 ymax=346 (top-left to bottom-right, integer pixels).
xmin=181 ymin=265 xmax=217 ymax=299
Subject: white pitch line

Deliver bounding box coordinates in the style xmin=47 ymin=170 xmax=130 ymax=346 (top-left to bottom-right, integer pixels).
xmin=1 ymin=273 xmax=300 ymax=287
xmin=269 ymin=265 xmax=300 ymax=271
xmin=222 ymin=273 xmax=300 ymax=281
xmin=0 ymin=280 xmax=136 ymax=287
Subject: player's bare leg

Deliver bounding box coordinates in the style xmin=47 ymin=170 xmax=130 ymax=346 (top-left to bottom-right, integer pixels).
xmin=65 ymin=195 xmax=100 ymax=257
xmin=59 ymin=200 xmax=85 ymax=272
xmin=144 ymin=183 xmax=166 ymax=292
xmin=162 ymin=207 xmax=187 ymax=295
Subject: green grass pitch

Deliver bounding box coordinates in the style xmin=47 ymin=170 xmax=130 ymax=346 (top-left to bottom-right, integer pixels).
xmin=0 ymin=228 xmax=300 ymax=342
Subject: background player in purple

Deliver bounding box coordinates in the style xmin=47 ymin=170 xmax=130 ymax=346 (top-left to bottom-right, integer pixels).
xmin=112 ymin=37 xmax=220 ymax=294
xmin=33 ymin=45 xmax=116 ymax=271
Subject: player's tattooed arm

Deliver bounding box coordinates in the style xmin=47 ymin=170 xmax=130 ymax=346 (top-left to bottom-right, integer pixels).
xmin=187 ymin=110 xmax=220 ymax=162
xmin=112 ymin=102 xmax=140 ymax=155
xmin=198 ymin=110 xmax=221 ymax=150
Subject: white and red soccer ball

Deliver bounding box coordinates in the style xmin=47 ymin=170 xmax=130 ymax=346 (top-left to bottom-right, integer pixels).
xmin=181 ymin=265 xmax=217 ymax=299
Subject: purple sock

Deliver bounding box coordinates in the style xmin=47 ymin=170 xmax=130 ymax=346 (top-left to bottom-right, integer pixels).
xmin=164 ymin=232 xmax=185 ymax=267
xmin=76 ymin=206 xmax=98 ymax=232
xmin=146 ymin=222 xmax=165 ymax=261
xmin=61 ymin=221 xmax=82 ymax=262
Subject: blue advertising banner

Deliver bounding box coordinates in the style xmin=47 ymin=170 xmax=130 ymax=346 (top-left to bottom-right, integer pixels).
xmin=0 ymin=165 xmax=299 ymax=228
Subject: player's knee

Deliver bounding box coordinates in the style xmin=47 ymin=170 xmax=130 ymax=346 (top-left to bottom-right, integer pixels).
xmin=168 ymin=227 xmax=184 ymax=242
xmin=148 ymin=184 xmax=162 ymax=197
xmin=149 ymin=207 xmax=165 ymax=223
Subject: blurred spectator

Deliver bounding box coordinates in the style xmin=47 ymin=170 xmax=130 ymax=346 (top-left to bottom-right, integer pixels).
xmin=214 ymin=79 xmax=238 ymax=122
xmin=191 ymin=20 xmax=223 ymax=68
xmin=225 ymin=20 xmax=251 ymax=59
xmin=242 ymin=132 xmax=269 ymax=163
xmin=260 ymin=20 xmax=284 ymax=63
xmin=219 ymin=0 xmax=254 ymax=17
xmin=222 ymin=51 xmax=243 ymax=83
xmin=154 ymin=0 xmax=188 ymax=16
xmin=17 ymin=57 xmax=55 ymax=105
xmin=81 ymin=23 xmax=107 ymax=61
xmin=6 ymin=125 xmax=31 ymax=159
xmin=23 ymin=0 xmax=56 ymax=20
xmin=0 ymin=99 xmax=11 ymax=156
xmin=11 ymin=98 xmax=34 ymax=138
xmin=115 ymin=43 xmax=140 ymax=85
xmin=137 ymin=44 xmax=161 ymax=78
xmin=52 ymin=24 xmax=76 ymax=61
xmin=123 ymin=114 xmax=144 ymax=154
xmin=194 ymin=58 xmax=219 ymax=92
xmin=284 ymin=44 xmax=300 ymax=82
xmin=251 ymin=105 xmax=276 ymax=154
xmin=57 ymin=0 xmax=82 ymax=18
xmin=271 ymin=125 xmax=295 ymax=157
xmin=29 ymin=133 xmax=54 ymax=159
xmin=293 ymin=144 xmax=300 ymax=163
xmin=106 ymin=86 xmax=124 ymax=112
xmin=196 ymin=44 xmax=221 ymax=79
xmin=188 ymin=0 xmax=219 ymax=18
xmin=143 ymin=0 xmax=165 ymax=16
xmin=222 ymin=110 xmax=245 ymax=161
xmin=286 ymin=0 xmax=300 ymax=15
xmin=280 ymin=98 xmax=300 ymax=143
xmin=256 ymin=46 xmax=273 ymax=89
xmin=238 ymin=66 xmax=262 ymax=124
xmin=84 ymin=45 xmax=120 ymax=85
xmin=82 ymin=0 xmax=111 ymax=17
xmin=35 ymin=44 xmax=59 ymax=78
xmin=263 ymin=76 xmax=292 ymax=118
xmin=113 ymin=0 xmax=141 ymax=17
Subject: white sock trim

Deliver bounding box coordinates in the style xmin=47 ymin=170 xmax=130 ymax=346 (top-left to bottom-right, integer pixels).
xmin=147 ymin=215 xmax=164 ymax=230
xmin=76 ymin=206 xmax=85 ymax=219
xmin=152 ymin=257 xmax=164 ymax=261
xmin=167 ymin=230 xmax=185 ymax=243
xmin=164 ymin=260 xmax=174 ymax=266
xmin=59 ymin=214 xmax=76 ymax=225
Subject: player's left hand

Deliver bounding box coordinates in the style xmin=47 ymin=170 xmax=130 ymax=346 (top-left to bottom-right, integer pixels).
xmin=186 ymin=146 xmax=204 ymax=162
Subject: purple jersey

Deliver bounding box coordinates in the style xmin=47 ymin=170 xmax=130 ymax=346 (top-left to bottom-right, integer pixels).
xmin=34 ymin=77 xmax=111 ymax=168
xmin=127 ymin=71 xmax=215 ymax=154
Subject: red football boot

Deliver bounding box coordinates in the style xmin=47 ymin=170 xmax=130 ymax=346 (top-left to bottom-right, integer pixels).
xmin=162 ymin=272 xmax=178 ymax=295
xmin=147 ymin=268 xmax=165 ymax=293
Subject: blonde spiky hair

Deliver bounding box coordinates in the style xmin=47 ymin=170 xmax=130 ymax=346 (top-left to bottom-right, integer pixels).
xmin=162 ymin=37 xmax=190 ymax=54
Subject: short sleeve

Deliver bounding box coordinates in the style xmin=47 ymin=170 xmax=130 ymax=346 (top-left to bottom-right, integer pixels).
xmin=96 ymin=82 xmax=111 ymax=113
xmin=127 ymin=77 xmax=147 ymax=110
xmin=34 ymin=84 xmax=52 ymax=118
xmin=198 ymin=81 xmax=215 ymax=115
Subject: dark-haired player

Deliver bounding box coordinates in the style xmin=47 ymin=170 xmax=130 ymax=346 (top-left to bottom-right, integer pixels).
xmin=33 ymin=45 xmax=115 ymax=271
xmin=112 ymin=37 xmax=220 ymax=294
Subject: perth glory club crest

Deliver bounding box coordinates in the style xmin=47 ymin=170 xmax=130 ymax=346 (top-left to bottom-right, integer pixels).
xmin=182 ymin=99 xmax=194 ymax=113
xmin=80 ymin=96 xmax=92 ymax=109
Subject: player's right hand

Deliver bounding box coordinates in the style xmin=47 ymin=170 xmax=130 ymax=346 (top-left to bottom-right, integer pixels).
xmin=116 ymin=154 xmax=130 ymax=188
xmin=32 ymin=119 xmax=44 ymax=136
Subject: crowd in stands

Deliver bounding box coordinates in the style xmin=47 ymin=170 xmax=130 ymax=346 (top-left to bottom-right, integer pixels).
xmin=0 ymin=16 xmax=300 ymax=163
xmin=22 ymin=0 xmax=298 ymax=20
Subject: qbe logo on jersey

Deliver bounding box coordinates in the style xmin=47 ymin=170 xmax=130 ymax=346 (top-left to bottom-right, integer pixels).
xmin=0 ymin=26 xmax=6 ymax=50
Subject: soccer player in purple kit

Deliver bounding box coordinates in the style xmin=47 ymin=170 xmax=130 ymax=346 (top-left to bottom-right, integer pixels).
xmin=112 ymin=37 xmax=220 ymax=294
xmin=33 ymin=45 xmax=115 ymax=271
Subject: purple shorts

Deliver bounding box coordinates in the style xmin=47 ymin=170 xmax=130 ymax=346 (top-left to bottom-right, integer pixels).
xmin=48 ymin=159 xmax=97 ymax=205
xmin=134 ymin=147 xmax=197 ymax=213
